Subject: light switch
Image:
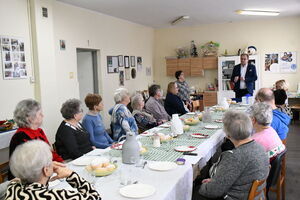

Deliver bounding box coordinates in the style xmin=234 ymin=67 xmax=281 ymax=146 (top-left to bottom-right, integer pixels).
xmin=69 ymin=72 xmax=74 ymax=79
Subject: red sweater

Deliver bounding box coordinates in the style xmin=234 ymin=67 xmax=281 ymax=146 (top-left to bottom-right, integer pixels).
xmin=9 ymin=127 xmax=63 ymax=162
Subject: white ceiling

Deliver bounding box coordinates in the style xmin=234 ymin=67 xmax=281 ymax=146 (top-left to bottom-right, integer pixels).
xmin=57 ymin=0 xmax=300 ymax=28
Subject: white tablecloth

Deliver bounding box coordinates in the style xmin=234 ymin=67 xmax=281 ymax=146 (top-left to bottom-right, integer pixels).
xmin=53 ymin=128 xmax=225 ymax=200
xmin=56 ymin=152 xmax=193 ymax=200
xmin=0 ymin=129 xmax=16 ymax=149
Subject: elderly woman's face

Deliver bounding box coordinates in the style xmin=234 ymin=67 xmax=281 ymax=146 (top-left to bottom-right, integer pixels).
xmin=29 ymin=109 xmax=43 ymax=128
xmin=95 ymin=101 xmax=104 ymax=112
xmin=139 ymin=98 xmax=145 ymax=109
xmin=74 ymin=108 xmax=84 ymax=122
xmin=122 ymin=94 xmax=130 ymax=105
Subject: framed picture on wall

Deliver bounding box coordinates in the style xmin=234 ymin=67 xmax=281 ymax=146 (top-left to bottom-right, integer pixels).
xmin=124 ymin=56 xmax=130 ymax=68
xmin=107 ymin=56 xmax=119 ymax=73
xmin=130 ymin=56 xmax=135 ymax=67
xmin=118 ymin=55 xmax=123 ymax=67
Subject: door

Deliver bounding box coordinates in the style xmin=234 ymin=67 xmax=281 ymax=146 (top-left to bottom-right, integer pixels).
xmin=76 ymin=49 xmax=99 ymax=113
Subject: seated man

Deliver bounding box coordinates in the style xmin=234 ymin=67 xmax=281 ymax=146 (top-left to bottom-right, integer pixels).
xmin=255 ymin=88 xmax=291 ymax=140
xmin=145 ymin=84 xmax=171 ymax=122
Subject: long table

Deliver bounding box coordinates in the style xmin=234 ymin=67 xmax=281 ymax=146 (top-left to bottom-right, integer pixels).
xmin=53 ymin=109 xmax=238 ymax=200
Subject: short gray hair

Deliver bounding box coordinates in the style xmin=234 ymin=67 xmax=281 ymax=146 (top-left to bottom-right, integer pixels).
xmin=223 ymin=110 xmax=252 ymax=140
xmin=13 ymin=99 xmax=41 ymax=128
xmin=9 ymin=140 xmax=52 ymax=183
xmin=114 ymin=88 xmax=130 ymax=103
xmin=248 ymin=102 xmax=273 ymax=126
xmin=60 ymin=99 xmax=82 ymax=120
xmin=131 ymin=93 xmax=143 ymax=110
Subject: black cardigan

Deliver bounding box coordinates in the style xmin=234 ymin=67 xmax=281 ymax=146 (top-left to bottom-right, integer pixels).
xmin=164 ymin=93 xmax=188 ymax=116
xmin=55 ymin=121 xmax=93 ymax=160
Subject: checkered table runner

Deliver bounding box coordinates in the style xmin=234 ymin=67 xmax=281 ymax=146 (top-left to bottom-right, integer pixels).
xmin=108 ymin=111 xmax=226 ymax=162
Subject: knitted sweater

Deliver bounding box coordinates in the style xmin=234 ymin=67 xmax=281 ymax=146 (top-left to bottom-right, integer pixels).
xmin=199 ymin=140 xmax=269 ymax=200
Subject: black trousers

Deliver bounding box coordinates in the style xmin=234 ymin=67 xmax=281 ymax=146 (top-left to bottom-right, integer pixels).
xmin=235 ymin=88 xmax=250 ymax=99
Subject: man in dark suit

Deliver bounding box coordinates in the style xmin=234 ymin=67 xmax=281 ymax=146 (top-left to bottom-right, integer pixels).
xmin=231 ymin=54 xmax=257 ymax=99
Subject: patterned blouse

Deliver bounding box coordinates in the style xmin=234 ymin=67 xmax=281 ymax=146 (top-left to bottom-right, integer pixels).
xmin=109 ymin=104 xmax=138 ymax=140
xmin=176 ymin=80 xmax=191 ymax=103
xmin=5 ymin=172 xmax=101 ymax=200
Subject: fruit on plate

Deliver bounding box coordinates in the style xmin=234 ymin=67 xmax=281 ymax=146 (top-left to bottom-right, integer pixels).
xmin=157 ymin=133 xmax=172 ymax=142
xmin=86 ymin=158 xmax=117 ymax=176
xmin=183 ymin=125 xmax=190 ymax=131
xmin=198 ymin=113 xmax=203 ymax=121
xmin=184 ymin=118 xmax=199 ymax=125
xmin=140 ymin=146 xmax=147 ymax=154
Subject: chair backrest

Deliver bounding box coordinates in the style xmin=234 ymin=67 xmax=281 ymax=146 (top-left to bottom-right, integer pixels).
xmin=267 ymin=148 xmax=287 ymax=188
xmin=248 ymin=179 xmax=266 ymax=200
xmin=0 ymin=162 xmax=9 ymax=184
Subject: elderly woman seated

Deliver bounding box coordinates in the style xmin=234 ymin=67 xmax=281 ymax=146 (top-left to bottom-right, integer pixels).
xmin=145 ymin=84 xmax=171 ymax=122
xmin=6 ymin=140 xmax=101 ymax=200
xmin=9 ymin=99 xmax=63 ymax=179
xmin=198 ymin=110 xmax=269 ymax=200
xmin=55 ymin=99 xmax=93 ymax=160
xmin=131 ymin=93 xmax=161 ymax=133
xmin=248 ymin=102 xmax=286 ymax=161
xmin=109 ymin=88 xmax=138 ymax=140
xmin=82 ymin=94 xmax=114 ymax=149
xmin=164 ymin=82 xmax=188 ymax=116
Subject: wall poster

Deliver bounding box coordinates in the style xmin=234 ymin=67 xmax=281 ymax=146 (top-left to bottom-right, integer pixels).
xmin=0 ymin=36 xmax=28 ymax=79
xmin=265 ymin=51 xmax=297 ymax=73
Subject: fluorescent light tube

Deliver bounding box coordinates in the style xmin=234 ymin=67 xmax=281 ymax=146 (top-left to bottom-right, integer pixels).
xmin=236 ymin=10 xmax=280 ymax=16
xmin=171 ymin=15 xmax=190 ymax=25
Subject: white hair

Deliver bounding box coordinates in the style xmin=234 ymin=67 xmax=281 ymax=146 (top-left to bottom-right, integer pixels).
xmin=13 ymin=99 xmax=41 ymax=128
xmin=114 ymin=88 xmax=130 ymax=103
xmin=223 ymin=110 xmax=252 ymax=140
xmin=131 ymin=93 xmax=143 ymax=110
xmin=9 ymin=140 xmax=52 ymax=183
xmin=248 ymin=102 xmax=273 ymax=126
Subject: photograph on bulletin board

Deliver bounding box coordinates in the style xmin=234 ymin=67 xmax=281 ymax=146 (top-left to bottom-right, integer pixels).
xmin=1 ymin=36 xmax=27 ymax=79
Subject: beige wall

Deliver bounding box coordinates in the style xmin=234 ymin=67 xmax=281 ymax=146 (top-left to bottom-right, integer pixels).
xmin=154 ymin=17 xmax=300 ymax=92
xmin=50 ymin=2 xmax=154 ymax=141
xmin=0 ymin=0 xmax=154 ymax=145
xmin=0 ymin=0 xmax=35 ymax=120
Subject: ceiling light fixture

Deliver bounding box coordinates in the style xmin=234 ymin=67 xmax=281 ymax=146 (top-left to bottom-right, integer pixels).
xmin=236 ymin=10 xmax=280 ymax=16
xmin=171 ymin=15 xmax=190 ymax=25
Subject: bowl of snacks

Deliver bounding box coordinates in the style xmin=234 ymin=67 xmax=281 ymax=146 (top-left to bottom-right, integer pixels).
xmin=183 ymin=125 xmax=190 ymax=131
xmin=157 ymin=133 xmax=173 ymax=143
xmin=86 ymin=158 xmax=117 ymax=177
xmin=184 ymin=118 xmax=199 ymax=125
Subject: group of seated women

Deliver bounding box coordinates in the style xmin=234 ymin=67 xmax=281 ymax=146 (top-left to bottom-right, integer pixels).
xmin=4 ymin=78 xmax=289 ymax=200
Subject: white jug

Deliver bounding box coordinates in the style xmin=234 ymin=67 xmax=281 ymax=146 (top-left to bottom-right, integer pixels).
xmin=220 ymin=97 xmax=229 ymax=109
xmin=171 ymin=114 xmax=183 ymax=136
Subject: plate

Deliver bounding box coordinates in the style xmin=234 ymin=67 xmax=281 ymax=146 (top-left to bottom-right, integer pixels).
xmin=148 ymin=161 xmax=177 ymax=171
xmin=120 ymin=184 xmax=156 ymax=198
xmin=204 ymin=125 xmax=219 ymax=129
xmin=174 ymin=145 xmax=197 ymax=152
xmin=111 ymin=143 xmax=123 ymax=150
xmin=72 ymin=157 xmax=94 ymax=166
xmin=214 ymin=119 xmax=223 ymax=123
xmin=48 ymin=179 xmax=60 ymax=188
xmin=159 ymin=124 xmax=171 ymax=128
xmin=140 ymin=131 xmax=154 ymax=136
xmin=191 ymin=133 xmax=209 ymax=138
xmin=186 ymin=112 xmax=196 ymax=115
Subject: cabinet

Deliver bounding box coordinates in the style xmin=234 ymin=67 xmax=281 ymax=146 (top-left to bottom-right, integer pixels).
xmin=217 ymin=55 xmax=260 ymax=103
xmin=203 ymin=57 xmax=218 ymax=69
xmin=190 ymin=58 xmax=204 ymax=77
xmin=203 ymin=91 xmax=217 ymax=107
xmin=166 ymin=57 xmax=217 ymax=77
xmin=177 ymin=58 xmax=191 ymax=76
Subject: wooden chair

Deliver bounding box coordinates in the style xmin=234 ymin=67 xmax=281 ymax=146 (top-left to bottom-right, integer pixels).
xmin=267 ymin=149 xmax=287 ymax=200
xmin=0 ymin=162 xmax=9 ymax=184
xmin=248 ymin=179 xmax=266 ymax=200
